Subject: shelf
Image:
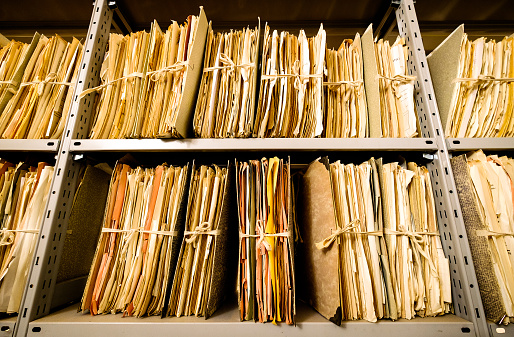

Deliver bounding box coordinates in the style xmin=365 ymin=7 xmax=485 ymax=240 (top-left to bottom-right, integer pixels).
xmin=69 ymin=138 xmax=437 ymax=153
xmin=0 ymin=316 xmax=16 ymax=337
xmin=446 ymin=138 xmax=514 ymax=152
xmin=27 ymin=302 xmax=473 ymax=337
xmin=0 ymin=140 xmax=59 ymax=152
xmin=489 ymin=322 xmax=514 ymax=337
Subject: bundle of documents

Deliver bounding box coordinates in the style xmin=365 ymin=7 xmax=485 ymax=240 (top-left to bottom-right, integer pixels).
xmin=236 ymin=157 xmax=294 ymax=324
xmin=193 ymin=23 xmax=260 ymax=138
xmin=87 ymin=8 xmax=207 ymax=139
xmin=374 ymin=37 xmax=417 ymax=138
xmin=451 ymin=150 xmax=514 ymax=324
xmin=254 ymin=25 xmax=326 ymax=138
xmin=80 ymin=161 xmax=189 ymax=317
xmin=428 ymin=25 xmax=514 ymax=137
xmin=167 ymin=162 xmax=232 ymax=318
xmin=323 ymin=35 xmax=367 ymax=138
xmin=0 ymin=33 xmax=82 ymax=139
xmin=0 ymin=160 xmax=54 ymax=313
xmin=298 ymin=157 xmax=451 ymax=324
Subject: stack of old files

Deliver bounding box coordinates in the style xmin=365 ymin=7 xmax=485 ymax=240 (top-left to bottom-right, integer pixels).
xmin=323 ymin=34 xmax=368 ymax=138
xmin=254 ymin=25 xmax=326 ymax=138
xmin=428 ymin=25 xmax=514 ymax=137
xmin=298 ymin=157 xmax=451 ymax=324
xmin=86 ymin=8 xmax=208 ymax=139
xmin=236 ymin=157 xmax=294 ymax=324
xmin=0 ymin=159 xmax=54 ymax=313
xmin=451 ymin=150 xmax=514 ymax=324
xmin=193 ymin=22 xmax=260 ymax=138
xmin=80 ymin=161 xmax=190 ymax=317
xmin=361 ymin=25 xmax=418 ymax=138
xmin=167 ymin=161 xmax=234 ymax=318
xmin=0 ymin=33 xmax=82 ymax=139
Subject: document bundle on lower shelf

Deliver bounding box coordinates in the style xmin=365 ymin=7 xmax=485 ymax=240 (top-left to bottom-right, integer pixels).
xmin=297 ymin=157 xmax=451 ymax=325
xmin=236 ymin=157 xmax=294 ymax=324
xmin=428 ymin=25 xmax=514 ymax=138
xmin=451 ymin=150 xmax=514 ymax=324
xmin=80 ymin=161 xmax=190 ymax=317
xmin=75 ymin=153 xmax=457 ymax=325
xmin=0 ymin=33 xmax=82 ymax=139
xmin=0 ymin=159 xmax=54 ymax=314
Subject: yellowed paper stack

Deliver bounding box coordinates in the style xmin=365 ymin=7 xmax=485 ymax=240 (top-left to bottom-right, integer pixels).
xmin=0 ymin=34 xmax=82 ymax=139
xmin=323 ymin=35 xmax=367 ymax=138
xmin=452 ymin=150 xmax=514 ymax=323
xmin=167 ymin=162 xmax=232 ymax=318
xmin=0 ymin=160 xmax=54 ymax=313
xmin=428 ymin=25 xmax=514 ymax=137
xmin=254 ymin=25 xmax=326 ymax=138
xmin=87 ymin=8 xmax=208 ymax=139
xmin=300 ymin=156 xmax=451 ymax=323
xmin=236 ymin=157 xmax=294 ymax=324
xmin=193 ymin=22 xmax=260 ymax=138
xmin=374 ymin=38 xmax=418 ymax=138
xmin=80 ymin=161 xmax=189 ymax=317
xmin=380 ymin=161 xmax=451 ymax=318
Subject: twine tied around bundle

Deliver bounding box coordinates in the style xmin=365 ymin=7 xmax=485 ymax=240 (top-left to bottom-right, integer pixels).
xmin=0 ymin=228 xmax=39 ymax=246
xmin=475 ymin=229 xmax=514 ymax=237
xmin=260 ymin=59 xmax=323 ymax=92
xmin=147 ymin=60 xmax=191 ymax=82
xmin=385 ymin=227 xmax=440 ymax=277
xmin=184 ymin=221 xmax=219 ymax=247
xmin=239 ymin=219 xmax=291 ymax=252
xmin=78 ymin=72 xmax=144 ymax=99
xmin=453 ymin=75 xmax=514 ymax=89
xmin=202 ymin=53 xmax=255 ymax=76
xmin=315 ymin=219 xmax=382 ymax=250
xmin=1 ymin=73 xmax=74 ymax=96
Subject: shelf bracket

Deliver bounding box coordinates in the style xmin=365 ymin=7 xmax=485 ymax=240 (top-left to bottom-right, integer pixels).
xmin=108 ymin=1 xmax=132 ymax=35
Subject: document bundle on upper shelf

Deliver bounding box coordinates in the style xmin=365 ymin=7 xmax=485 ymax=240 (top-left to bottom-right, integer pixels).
xmin=80 ymin=160 xmax=190 ymax=317
xmin=428 ymin=25 xmax=514 ymax=138
xmin=236 ymin=157 xmax=294 ymax=324
xmin=361 ymin=25 xmax=418 ymax=138
xmin=451 ymin=150 xmax=514 ymax=324
xmin=254 ymin=25 xmax=326 ymax=138
xmin=0 ymin=33 xmax=82 ymax=139
xmin=297 ymin=156 xmax=451 ymax=324
xmin=0 ymin=159 xmax=54 ymax=313
xmin=86 ymin=8 xmax=208 ymax=139
xmin=193 ymin=22 xmax=260 ymax=138
xmin=323 ymin=34 xmax=367 ymax=138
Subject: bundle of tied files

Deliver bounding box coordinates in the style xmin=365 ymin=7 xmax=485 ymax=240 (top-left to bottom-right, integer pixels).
xmin=0 ymin=33 xmax=82 ymax=139
xmin=452 ymin=150 xmax=514 ymax=324
xmin=77 ymin=5 xmax=419 ymax=140
xmin=0 ymin=159 xmax=54 ymax=314
xmin=297 ymin=156 xmax=451 ymax=324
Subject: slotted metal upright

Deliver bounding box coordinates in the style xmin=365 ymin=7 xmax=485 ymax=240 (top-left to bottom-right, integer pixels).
xmin=3 ymin=0 xmax=494 ymax=336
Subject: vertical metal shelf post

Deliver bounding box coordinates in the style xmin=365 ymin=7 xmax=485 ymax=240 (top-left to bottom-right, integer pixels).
xmin=395 ymin=0 xmax=488 ymax=336
xmin=13 ymin=1 xmax=113 ymax=336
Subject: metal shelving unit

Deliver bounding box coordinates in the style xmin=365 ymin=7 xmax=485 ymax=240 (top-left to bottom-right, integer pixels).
xmin=2 ymin=0 xmax=495 ymax=336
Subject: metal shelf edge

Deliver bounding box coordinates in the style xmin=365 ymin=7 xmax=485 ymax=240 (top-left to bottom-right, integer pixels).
xmin=447 ymin=138 xmax=514 ymax=151
xmin=0 ymin=140 xmax=60 ymax=152
xmin=27 ymin=304 xmax=474 ymax=337
xmin=69 ymin=138 xmax=438 ymax=152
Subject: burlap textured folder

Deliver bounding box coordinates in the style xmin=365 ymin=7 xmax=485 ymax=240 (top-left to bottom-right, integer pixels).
xmin=57 ymin=165 xmax=110 ymax=283
xmin=451 ymin=154 xmax=506 ymax=323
